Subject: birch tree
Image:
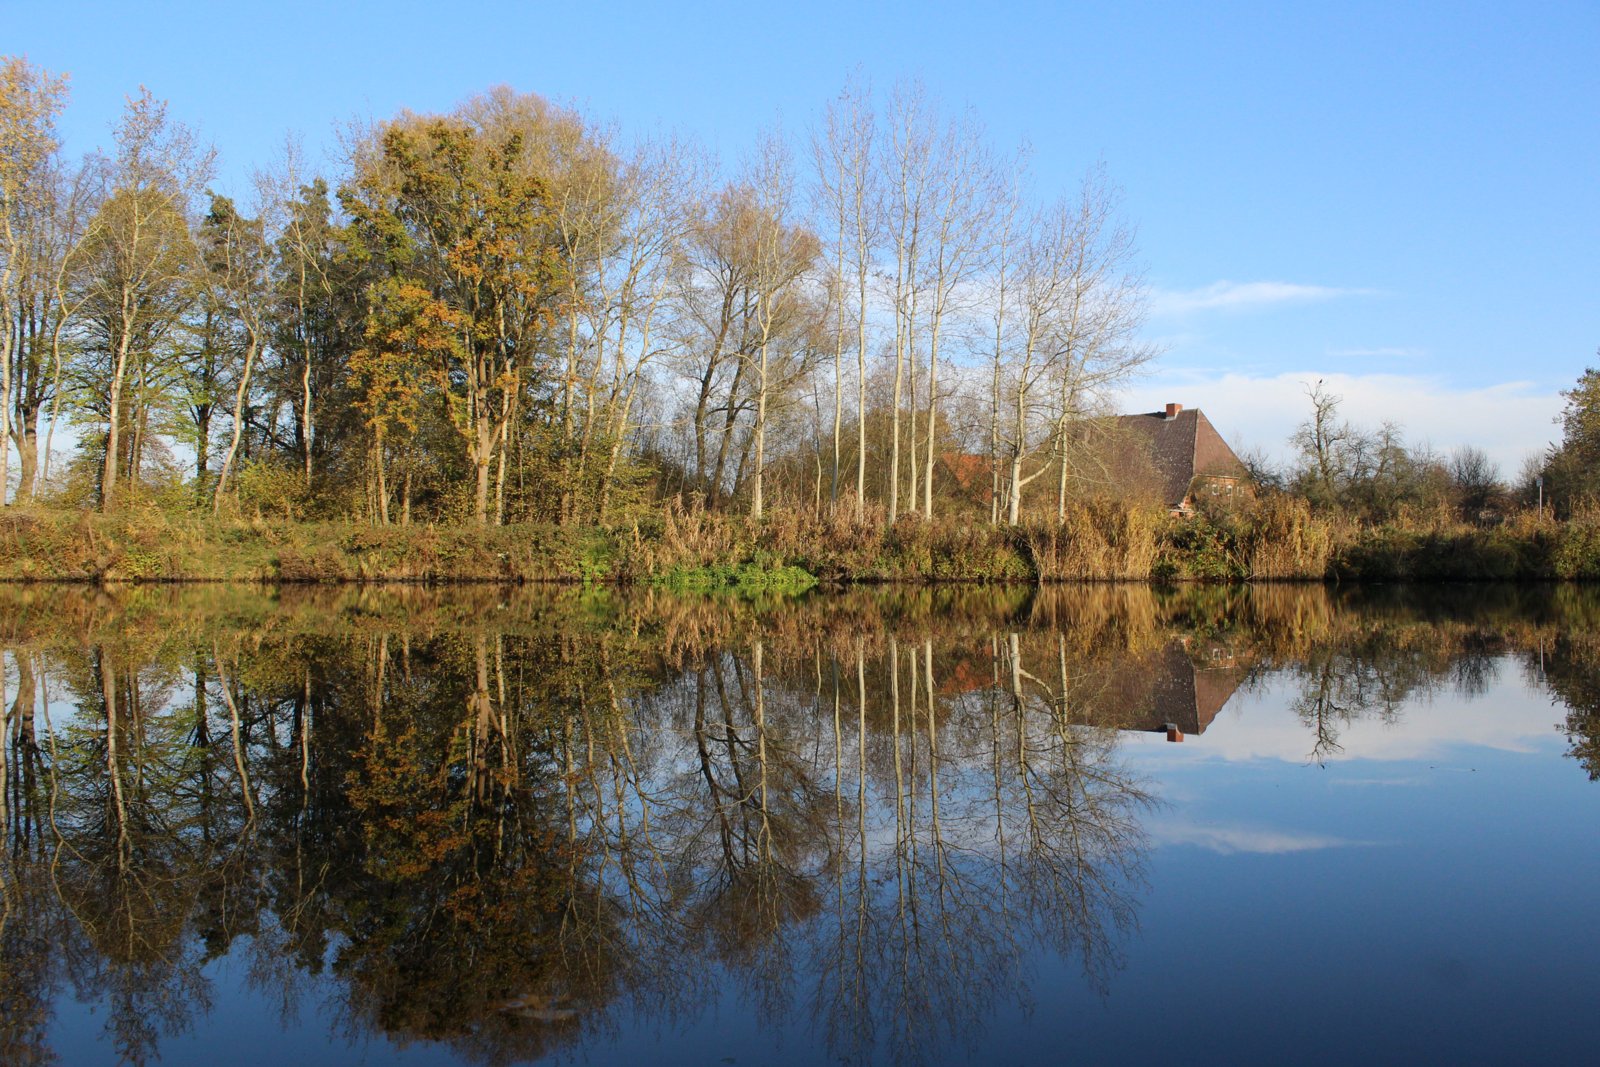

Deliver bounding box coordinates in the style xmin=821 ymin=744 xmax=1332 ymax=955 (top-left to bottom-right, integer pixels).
xmin=1 ymin=59 xmax=94 ymax=503
xmin=812 ymin=77 xmax=876 ymax=514
xmin=745 ymin=135 xmax=818 ymax=521
xmin=0 ymin=58 xmax=69 ymax=505
xmin=266 ymin=152 xmax=342 ymax=491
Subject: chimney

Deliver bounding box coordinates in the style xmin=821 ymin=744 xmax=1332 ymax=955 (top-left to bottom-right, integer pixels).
xmin=1164 ymin=402 xmax=1183 ymax=419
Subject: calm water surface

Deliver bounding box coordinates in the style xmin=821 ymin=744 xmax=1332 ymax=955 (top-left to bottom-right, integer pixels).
xmin=2 ymin=583 xmax=1597 ymax=1065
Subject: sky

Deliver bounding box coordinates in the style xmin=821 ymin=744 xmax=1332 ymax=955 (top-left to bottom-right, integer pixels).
xmin=8 ymin=0 xmax=1597 ymax=474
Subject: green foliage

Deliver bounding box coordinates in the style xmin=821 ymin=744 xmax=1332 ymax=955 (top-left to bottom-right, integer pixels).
xmin=1156 ymin=511 xmax=1246 ymax=581
xmin=649 ymin=562 xmax=819 ymax=596
xmin=1537 ymin=365 xmax=1600 ymax=515
xmin=1552 ymin=508 xmax=1600 ymax=580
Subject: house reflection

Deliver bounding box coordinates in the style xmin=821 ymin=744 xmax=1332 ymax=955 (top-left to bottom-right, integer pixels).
xmin=1121 ymin=638 xmax=1252 ymax=740
xmin=938 ymin=635 xmax=1252 ymax=742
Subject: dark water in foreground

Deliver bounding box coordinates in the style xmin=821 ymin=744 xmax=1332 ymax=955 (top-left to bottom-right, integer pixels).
xmin=2 ymin=583 xmax=1598 ymax=1066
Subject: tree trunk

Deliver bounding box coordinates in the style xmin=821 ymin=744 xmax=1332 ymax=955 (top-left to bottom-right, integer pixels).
xmin=925 ymin=323 xmax=940 ymax=518
xmin=752 ymin=342 xmax=767 ymax=520
xmin=214 ymin=336 xmax=260 ymax=512
xmin=102 ymin=318 xmax=133 ymax=511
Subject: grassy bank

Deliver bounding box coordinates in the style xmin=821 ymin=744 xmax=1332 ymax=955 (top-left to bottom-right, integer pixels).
xmin=1 ymin=499 xmax=1597 ymax=585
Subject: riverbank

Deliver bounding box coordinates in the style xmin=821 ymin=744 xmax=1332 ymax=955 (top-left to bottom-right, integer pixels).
xmin=1 ymin=501 xmax=1596 ymax=584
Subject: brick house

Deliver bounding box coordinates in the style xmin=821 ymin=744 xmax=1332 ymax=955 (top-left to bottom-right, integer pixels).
xmin=939 ymin=401 xmax=1251 ymax=515
xmin=1114 ymin=402 xmax=1250 ymax=514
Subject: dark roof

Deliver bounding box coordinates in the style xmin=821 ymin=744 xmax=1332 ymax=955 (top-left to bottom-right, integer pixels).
xmin=1114 ymin=408 xmax=1248 ymax=507
xmin=1101 ymin=640 xmax=1252 ymax=735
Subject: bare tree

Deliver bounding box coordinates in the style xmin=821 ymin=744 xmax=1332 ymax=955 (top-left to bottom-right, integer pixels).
xmin=594 ymin=136 xmax=702 ymax=520
xmin=918 ymin=108 xmax=997 ymax=519
xmin=1290 ymin=380 xmax=1352 ymax=507
xmin=811 ymin=77 xmax=881 ymax=519
xmin=987 ymin=153 xmax=1028 ymax=525
xmin=1045 ymin=167 xmax=1154 ymax=520
xmin=883 ymin=82 xmax=933 ymax=522
xmin=1449 ymin=445 xmax=1502 ymax=519
xmin=745 ymin=133 xmax=819 ymax=520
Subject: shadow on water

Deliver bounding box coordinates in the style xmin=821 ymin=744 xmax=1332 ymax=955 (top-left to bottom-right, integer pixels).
xmin=1 ymin=581 xmax=1599 ymax=1064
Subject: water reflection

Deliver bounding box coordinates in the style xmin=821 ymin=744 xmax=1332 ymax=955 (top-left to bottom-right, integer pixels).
xmin=1 ymin=582 xmax=1597 ymax=1065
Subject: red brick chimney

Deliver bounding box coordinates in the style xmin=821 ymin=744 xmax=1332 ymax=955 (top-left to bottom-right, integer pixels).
xmin=1165 ymin=402 xmax=1182 ymax=419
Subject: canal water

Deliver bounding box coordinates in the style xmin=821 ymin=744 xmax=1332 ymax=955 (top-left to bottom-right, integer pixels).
xmin=2 ymin=583 xmax=1596 ymax=1065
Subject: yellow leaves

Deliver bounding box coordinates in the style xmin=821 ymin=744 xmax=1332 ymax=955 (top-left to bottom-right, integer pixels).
xmin=352 ymin=278 xmax=463 ymax=434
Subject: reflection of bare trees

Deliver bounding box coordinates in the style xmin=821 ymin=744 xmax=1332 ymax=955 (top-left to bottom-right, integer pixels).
xmin=1287 ymin=633 xmax=1497 ymax=764
xmin=2 ymin=580 xmax=1595 ymax=1063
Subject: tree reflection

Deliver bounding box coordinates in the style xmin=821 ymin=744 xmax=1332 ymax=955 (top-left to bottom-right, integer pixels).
xmin=0 ymin=580 xmax=1598 ymax=1064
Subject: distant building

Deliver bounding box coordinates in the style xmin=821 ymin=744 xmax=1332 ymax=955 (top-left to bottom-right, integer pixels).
xmin=1113 ymin=403 xmax=1250 ymax=514
xmin=939 ymin=401 xmax=1251 ymax=515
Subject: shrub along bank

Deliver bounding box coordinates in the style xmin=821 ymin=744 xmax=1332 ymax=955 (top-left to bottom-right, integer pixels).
xmin=1 ymin=499 xmax=1597 ymax=585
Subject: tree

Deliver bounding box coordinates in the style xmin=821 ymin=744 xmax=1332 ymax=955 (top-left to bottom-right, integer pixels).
xmin=1543 ymin=363 xmax=1600 ymax=510
xmin=351 ymin=279 xmax=456 ymax=524
xmin=918 ymin=107 xmax=996 ymax=520
xmin=744 ymin=135 xmax=819 ymax=520
xmin=1290 ymin=380 xmax=1354 ymax=509
xmin=995 ymin=175 xmax=1151 ymax=524
xmin=1448 ymin=445 xmax=1502 ymax=520
xmin=74 ymin=88 xmax=210 ymax=509
xmin=266 ymin=156 xmax=345 ymax=493
xmin=343 ymin=110 xmax=564 ymax=525
xmin=0 ymin=57 xmax=70 ymax=505
xmin=812 ymin=77 xmax=876 ymax=517
xmin=1042 ymin=166 xmax=1154 ymax=520
xmin=200 ymin=193 xmax=272 ymax=512
xmin=882 ymin=82 xmax=932 ymax=522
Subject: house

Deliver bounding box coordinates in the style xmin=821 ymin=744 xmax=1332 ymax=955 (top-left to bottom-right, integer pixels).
xmin=1113 ymin=402 xmax=1250 ymax=514
xmin=938 ymin=401 xmax=1251 ymax=515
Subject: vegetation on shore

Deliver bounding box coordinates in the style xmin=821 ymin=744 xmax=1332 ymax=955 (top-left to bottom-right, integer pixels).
xmin=5 ymin=494 xmax=1599 ymax=585
xmin=3 ymin=56 xmax=1598 ymax=587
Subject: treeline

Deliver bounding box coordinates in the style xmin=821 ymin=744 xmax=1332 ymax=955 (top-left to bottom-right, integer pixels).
xmin=1248 ymin=370 xmax=1600 ymax=526
xmin=0 ymin=59 xmax=1154 ymax=526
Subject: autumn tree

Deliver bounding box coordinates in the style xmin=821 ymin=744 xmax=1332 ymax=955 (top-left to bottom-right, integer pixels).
xmin=344 ymin=110 xmax=562 ymax=525
xmin=351 ymin=279 xmax=457 ymax=523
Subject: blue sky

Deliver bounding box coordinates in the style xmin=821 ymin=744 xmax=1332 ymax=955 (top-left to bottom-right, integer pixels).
xmin=9 ymin=0 xmax=1597 ymax=471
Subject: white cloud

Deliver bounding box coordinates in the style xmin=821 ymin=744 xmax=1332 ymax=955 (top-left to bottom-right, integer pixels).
xmin=1126 ymin=665 xmax=1564 ymax=766
xmin=1122 ymin=370 xmax=1562 ymax=474
xmin=1150 ymin=821 xmax=1377 ymax=855
xmin=1151 ymin=280 xmax=1374 ymax=316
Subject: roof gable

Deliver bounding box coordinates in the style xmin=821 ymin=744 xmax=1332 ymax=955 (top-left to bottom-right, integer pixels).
xmin=1114 ymin=408 xmax=1247 ymax=506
